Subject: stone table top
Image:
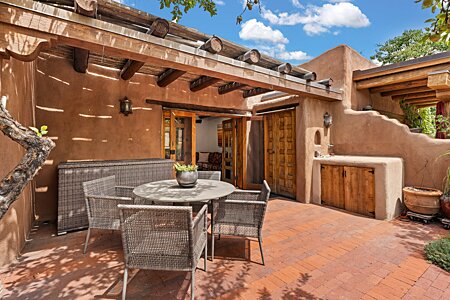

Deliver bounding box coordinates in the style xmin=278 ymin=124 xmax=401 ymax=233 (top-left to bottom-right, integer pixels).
xmin=133 ymin=179 xmax=235 ymax=203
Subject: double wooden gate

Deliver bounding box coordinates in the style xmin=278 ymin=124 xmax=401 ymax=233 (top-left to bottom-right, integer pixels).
xmin=264 ymin=109 xmax=296 ymax=198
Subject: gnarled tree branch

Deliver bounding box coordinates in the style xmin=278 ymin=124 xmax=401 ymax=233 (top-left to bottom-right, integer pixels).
xmin=0 ymin=99 xmax=55 ymax=219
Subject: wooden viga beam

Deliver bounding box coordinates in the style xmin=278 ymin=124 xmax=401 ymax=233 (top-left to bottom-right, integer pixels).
xmin=120 ymin=18 xmax=170 ymax=80
xmin=157 ymin=36 xmax=223 ymax=87
xmin=73 ymin=0 xmax=97 ymax=73
xmin=218 ymin=62 xmax=292 ymax=95
xmin=190 ymin=49 xmax=261 ymax=92
xmin=243 ymin=87 xmax=272 ymax=98
xmin=392 ymin=91 xmax=437 ymax=101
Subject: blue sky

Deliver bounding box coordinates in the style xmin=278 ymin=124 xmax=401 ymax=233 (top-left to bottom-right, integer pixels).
xmin=121 ymin=0 xmax=433 ymax=63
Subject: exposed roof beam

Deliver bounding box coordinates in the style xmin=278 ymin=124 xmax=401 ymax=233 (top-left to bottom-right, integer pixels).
xmin=392 ymin=91 xmax=437 ymax=101
xmin=356 ymin=64 xmax=450 ymax=90
xmin=244 ymin=88 xmax=272 ymax=98
xmin=73 ymin=0 xmax=97 ymax=73
xmin=1 ymin=1 xmax=342 ymax=101
xmin=369 ymin=79 xmax=428 ymax=94
xmin=404 ymin=97 xmax=438 ymax=105
xmin=157 ymin=36 xmax=223 ymax=87
xmin=380 ymin=86 xmax=432 ymax=97
xmin=276 ymin=63 xmax=292 ymax=75
xmin=237 ymin=49 xmax=261 ymax=64
xmin=120 ymin=18 xmax=170 ymax=80
xmin=190 ymin=76 xmax=220 ymax=92
xmin=157 ymin=69 xmax=186 ymax=87
xmin=428 ymin=70 xmax=450 ymax=90
xmin=146 ymin=99 xmax=250 ymax=116
xmin=218 ymin=82 xmax=245 ymax=95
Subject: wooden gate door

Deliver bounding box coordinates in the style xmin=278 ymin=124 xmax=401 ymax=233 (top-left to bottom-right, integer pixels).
xmin=320 ymin=165 xmax=345 ymax=209
xmin=264 ymin=109 xmax=296 ymax=198
xmin=343 ymin=166 xmax=375 ymax=217
xmin=162 ymin=110 xmax=196 ymax=165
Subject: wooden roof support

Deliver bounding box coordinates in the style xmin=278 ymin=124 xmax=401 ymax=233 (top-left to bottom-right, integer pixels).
xmin=244 ymin=88 xmax=272 ymax=98
xmin=392 ymin=91 xmax=437 ymax=101
xmin=120 ymin=18 xmax=170 ymax=80
xmin=73 ymin=0 xmax=97 ymax=73
xmin=380 ymin=86 xmax=432 ymax=97
xmin=356 ymin=63 xmax=450 ymax=90
xmin=190 ymin=76 xmax=220 ymax=92
xmin=218 ymin=82 xmax=245 ymax=95
xmin=369 ymin=79 xmax=428 ymax=94
xmin=302 ymin=72 xmax=317 ymax=82
xmin=428 ymin=70 xmax=450 ymax=90
xmin=146 ymin=99 xmax=250 ymax=115
xmin=404 ymin=97 xmax=438 ymax=105
xmin=157 ymin=36 xmax=223 ymax=87
xmin=1 ymin=1 xmax=341 ymax=101
xmin=277 ymin=63 xmax=292 ymax=75
xmin=237 ymin=49 xmax=261 ymax=64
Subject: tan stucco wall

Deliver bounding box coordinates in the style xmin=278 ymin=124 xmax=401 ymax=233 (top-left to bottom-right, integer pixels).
xmin=0 ymin=58 xmax=36 ymax=267
xmin=298 ymin=45 xmax=450 ymax=203
xmin=34 ymin=55 xmax=250 ymax=221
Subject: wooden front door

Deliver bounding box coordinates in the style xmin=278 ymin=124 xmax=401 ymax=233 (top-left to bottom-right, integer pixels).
xmin=264 ymin=109 xmax=296 ymax=198
xmin=321 ymin=165 xmax=375 ymax=218
xmin=221 ymin=118 xmax=246 ymax=187
xmin=162 ymin=110 xmax=196 ymax=165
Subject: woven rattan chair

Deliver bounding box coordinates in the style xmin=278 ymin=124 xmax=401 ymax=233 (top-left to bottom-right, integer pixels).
xmin=197 ymin=171 xmax=221 ymax=181
xmin=118 ymin=204 xmax=208 ymax=300
xmin=212 ymin=180 xmax=271 ymax=265
xmin=82 ymin=175 xmax=134 ymax=254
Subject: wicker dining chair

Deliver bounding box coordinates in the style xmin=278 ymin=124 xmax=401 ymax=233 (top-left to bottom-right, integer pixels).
xmin=82 ymin=175 xmax=134 ymax=254
xmin=118 ymin=204 xmax=208 ymax=300
xmin=212 ymin=180 xmax=271 ymax=265
xmin=197 ymin=171 xmax=221 ymax=181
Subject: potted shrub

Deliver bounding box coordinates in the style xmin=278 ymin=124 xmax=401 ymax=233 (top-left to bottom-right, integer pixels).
xmin=174 ymin=163 xmax=198 ymax=188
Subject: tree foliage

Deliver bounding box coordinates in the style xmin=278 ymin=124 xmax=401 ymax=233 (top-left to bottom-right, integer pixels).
xmin=371 ymin=29 xmax=449 ymax=65
xmin=416 ymin=0 xmax=450 ymax=45
xmin=159 ymin=0 xmax=261 ymax=23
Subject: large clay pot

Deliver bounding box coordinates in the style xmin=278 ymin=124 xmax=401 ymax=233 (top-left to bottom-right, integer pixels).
xmin=403 ymin=187 xmax=442 ymax=215
xmin=176 ymin=171 xmax=198 ymax=188
xmin=441 ymin=195 xmax=450 ymax=219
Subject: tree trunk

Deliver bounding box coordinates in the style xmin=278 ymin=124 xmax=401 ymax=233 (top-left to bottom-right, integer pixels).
xmin=0 ymin=101 xmax=55 ymax=220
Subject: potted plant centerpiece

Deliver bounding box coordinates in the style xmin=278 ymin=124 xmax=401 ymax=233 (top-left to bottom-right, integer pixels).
xmin=174 ymin=163 xmax=198 ymax=188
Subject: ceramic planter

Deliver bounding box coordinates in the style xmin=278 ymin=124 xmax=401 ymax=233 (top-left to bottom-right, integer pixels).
xmin=403 ymin=187 xmax=442 ymax=215
xmin=176 ymin=170 xmax=198 ymax=188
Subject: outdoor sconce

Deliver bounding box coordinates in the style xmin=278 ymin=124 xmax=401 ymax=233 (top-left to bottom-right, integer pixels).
xmin=324 ymin=112 xmax=333 ymax=128
xmin=119 ymin=98 xmax=133 ymax=116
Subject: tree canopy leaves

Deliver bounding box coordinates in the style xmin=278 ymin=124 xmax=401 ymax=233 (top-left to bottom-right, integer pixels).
xmin=416 ymin=0 xmax=450 ymax=44
xmin=371 ymin=29 xmax=449 ymax=65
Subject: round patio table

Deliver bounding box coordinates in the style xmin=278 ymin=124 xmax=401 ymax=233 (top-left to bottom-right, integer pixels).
xmin=133 ymin=179 xmax=235 ymax=203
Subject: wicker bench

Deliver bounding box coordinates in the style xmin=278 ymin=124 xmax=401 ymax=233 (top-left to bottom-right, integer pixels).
xmin=57 ymin=159 xmax=174 ymax=235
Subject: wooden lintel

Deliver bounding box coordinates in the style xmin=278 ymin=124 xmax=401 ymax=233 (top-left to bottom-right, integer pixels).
xmin=392 ymin=91 xmax=436 ymax=101
xmin=435 ymin=89 xmax=450 ymax=100
xmin=146 ymin=99 xmax=249 ymax=115
xmin=199 ymin=36 xmax=223 ymax=54
xmin=157 ymin=69 xmax=186 ymax=87
xmin=276 ymin=63 xmax=292 ymax=74
xmin=243 ymin=88 xmax=272 ymax=98
xmin=0 ymin=1 xmax=342 ymax=101
xmin=428 ymin=70 xmax=450 ymax=90
xmin=356 ymin=63 xmax=450 ymax=90
xmin=72 ymin=0 xmax=97 ymax=73
xmin=190 ymin=76 xmax=220 ymax=92
xmin=369 ymin=79 xmax=428 ymax=94
xmin=380 ymin=86 xmax=432 ymax=97
xmin=404 ymin=97 xmax=438 ymax=105
xmin=218 ymin=82 xmax=245 ymax=95
xmin=237 ymin=49 xmax=261 ymax=64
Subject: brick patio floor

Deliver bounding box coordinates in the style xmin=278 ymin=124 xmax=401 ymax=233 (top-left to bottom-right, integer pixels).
xmin=1 ymin=198 xmax=449 ymax=299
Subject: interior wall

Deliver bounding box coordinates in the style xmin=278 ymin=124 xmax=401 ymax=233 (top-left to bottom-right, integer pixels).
xmin=34 ymin=55 xmax=250 ymax=221
xmin=195 ymin=117 xmax=225 ymax=153
xmin=0 ymin=58 xmax=36 ymax=267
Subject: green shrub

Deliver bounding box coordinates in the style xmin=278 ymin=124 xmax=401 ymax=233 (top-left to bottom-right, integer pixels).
xmin=425 ymin=236 xmax=450 ymax=272
xmin=173 ymin=163 xmax=198 ymax=172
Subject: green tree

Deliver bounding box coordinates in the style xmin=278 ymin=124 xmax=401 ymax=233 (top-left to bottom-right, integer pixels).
xmin=370 ymin=29 xmax=449 ymax=65
xmin=159 ymin=0 xmax=261 ymax=22
xmin=416 ymin=0 xmax=450 ymax=44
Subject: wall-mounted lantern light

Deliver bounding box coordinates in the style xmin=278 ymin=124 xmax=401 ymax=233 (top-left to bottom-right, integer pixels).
xmin=324 ymin=112 xmax=332 ymax=128
xmin=119 ymin=98 xmax=133 ymax=116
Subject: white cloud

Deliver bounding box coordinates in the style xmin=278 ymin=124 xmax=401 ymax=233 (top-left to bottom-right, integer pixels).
xmin=216 ymin=0 xmax=225 ymax=5
xmin=262 ymin=2 xmax=370 ymax=36
xmin=239 ymin=19 xmax=289 ymax=44
xmin=291 ymin=0 xmax=303 ymax=8
xmin=277 ymin=50 xmax=311 ymax=61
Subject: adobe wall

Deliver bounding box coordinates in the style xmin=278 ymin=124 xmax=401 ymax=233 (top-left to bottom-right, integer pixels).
xmin=0 ymin=58 xmax=36 ymax=267
xmin=298 ymin=45 xmax=450 ymax=202
xmin=34 ymin=55 xmax=250 ymax=221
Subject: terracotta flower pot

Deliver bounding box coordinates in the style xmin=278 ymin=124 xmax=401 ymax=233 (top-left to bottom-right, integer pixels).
xmin=403 ymin=187 xmax=443 ymax=215
xmin=441 ymin=195 xmax=450 ymax=219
